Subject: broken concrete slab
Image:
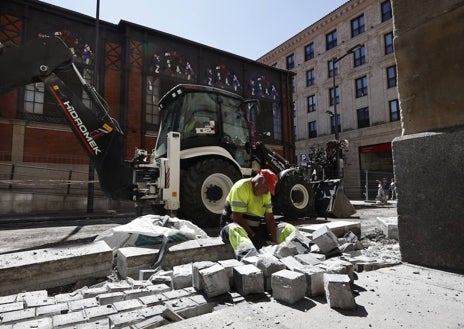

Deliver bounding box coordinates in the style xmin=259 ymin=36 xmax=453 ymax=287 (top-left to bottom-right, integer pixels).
xmin=0 ymin=241 xmax=112 ymax=296
xmin=298 ymin=220 xmax=361 ymax=239
xmin=376 ymin=217 xmax=398 ymax=239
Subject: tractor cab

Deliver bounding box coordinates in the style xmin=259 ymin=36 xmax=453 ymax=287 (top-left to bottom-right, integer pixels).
xmin=156 ymin=84 xmax=253 ymax=168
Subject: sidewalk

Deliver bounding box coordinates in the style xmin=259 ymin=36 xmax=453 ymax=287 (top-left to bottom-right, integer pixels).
xmin=160 ymin=263 xmax=464 ymax=329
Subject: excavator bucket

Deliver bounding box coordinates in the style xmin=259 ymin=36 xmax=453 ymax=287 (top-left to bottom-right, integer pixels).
xmin=331 ymin=180 xmax=357 ymax=218
xmin=313 ymin=179 xmax=356 ymax=218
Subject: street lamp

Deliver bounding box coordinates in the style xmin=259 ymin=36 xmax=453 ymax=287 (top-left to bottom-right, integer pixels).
xmin=331 ymin=44 xmax=362 ymax=178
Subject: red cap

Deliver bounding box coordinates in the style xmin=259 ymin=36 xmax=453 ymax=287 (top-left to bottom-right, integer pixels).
xmin=258 ymin=169 xmax=278 ymax=195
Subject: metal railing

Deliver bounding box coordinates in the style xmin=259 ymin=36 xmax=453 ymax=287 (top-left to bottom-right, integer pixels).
xmin=0 ymin=162 xmax=102 ymax=197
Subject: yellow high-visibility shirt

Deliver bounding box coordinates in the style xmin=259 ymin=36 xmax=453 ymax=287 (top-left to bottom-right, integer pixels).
xmin=227 ymin=178 xmax=272 ymax=217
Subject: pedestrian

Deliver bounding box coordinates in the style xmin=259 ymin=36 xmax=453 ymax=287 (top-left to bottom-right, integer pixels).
xmin=382 ymin=178 xmax=390 ymax=200
xmin=390 ymin=178 xmax=397 ymax=200
xmin=219 ymin=169 xmax=297 ymax=260
xmin=376 ymin=179 xmax=387 ymax=204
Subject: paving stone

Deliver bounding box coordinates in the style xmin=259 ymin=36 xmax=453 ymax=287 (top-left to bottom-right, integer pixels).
xmin=11 ymin=317 xmax=53 ymax=329
xmin=273 ymin=242 xmax=299 ymax=259
xmin=52 ymin=310 xmax=87 ymax=327
xmin=112 ymin=299 xmax=144 ymax=312
xmin=96 ymin=292 xmax=125 ymax=305
xmin=323 ymin=273 xmax=356 ymax=310
xmin=106 ymin=281 xmax=132 ymax=292
xmin=0 ymin=295 xmax=17 ymax=305
xmin=163 ymin=289 xmax=194 ymax=300
xmin=311 ymin=225 xmax=340 ymax=254
xmin=188 ymin=294 xmax=216 ymax=315
xmin=68 ymin=297 xmax=99 ymax=311
xmin=217 ymin=259 xmax=242 ymax=288
xmin=146 ymin=283 xmax=171 ymax=295
xmin=61 ymin=318 xmax=110 ymax=328
xmin=138 ymin=293 xmax=168 ymax=306
xmin=116 ymin=247 xmax=158 ymax=280
xmin=280 ymin=256 xmax=305 ymax=271
xmin=36 ymin=302 xmax=69 ymax=316
xmin=122 ymin=287 xmax=159 ymax=300
xmin=271 ymin=269 xmax=306 ymax=305
xmin=16 ymin=291 xmax=49 ymax=307
xmin=131 ymin=314 xmax=168 ymax=329
xmin=149 ymin=275 xmax=172 ymax=286
xmin=294 ymin=253 xmax=323 ymax=266
xmin=0 ymin=302 xmax=23 ymax=313
xmin=295 ymin=265 xmax=326 ymax=297
xmin=165 ymin=297 xmax=203 ymax=319
xmin=282 ymin=230 xmax=314 ymax=254
xmin=54 ymin=291 xmax=84 ymax=303
xmin=256 ymin=254 xmax=286 ymax=291
xmin=241 ymin=255 xmax=259 ymax=266
xmin=319 ymin=257 xmax=355 ymax=282
xmin=108 ymin=309 xmax=145 ymax=328
xmin=199 ymin=263 xmax=230 ymax=298
xmin=84 ymin=304 xmax=117 ymax=320
xmin=137 ymin=305 xmax=165 ymax=318
xmin=233 ymin=264 xmax=264 ymax=296
xmin=82 ymin=286 xmax=109 ymax=298
xmin=172 ymin=263 xmax=193 ymax=289
xmin=0 ymin=308 xmax=35 ymax=324
xmin=192 ymin=261 xmax=215 ymax=290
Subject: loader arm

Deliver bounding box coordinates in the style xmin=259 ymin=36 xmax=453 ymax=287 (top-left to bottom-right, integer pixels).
xmin=0 ymin=36 xmax=133 ymax=200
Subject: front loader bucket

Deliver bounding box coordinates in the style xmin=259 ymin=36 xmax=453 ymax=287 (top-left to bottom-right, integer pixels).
xmin=314 ymin=179 xmax=356 ymax=218
xmin=331 ymin=180 xmax=356 ymax=218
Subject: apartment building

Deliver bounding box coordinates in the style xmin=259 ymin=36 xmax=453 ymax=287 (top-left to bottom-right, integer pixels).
xmin=258 ymin=0 xmax=401 ymax=199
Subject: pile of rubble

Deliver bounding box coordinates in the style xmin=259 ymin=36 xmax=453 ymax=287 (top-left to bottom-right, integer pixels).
xmin=0 ymin=223 xmax=401 ymax=328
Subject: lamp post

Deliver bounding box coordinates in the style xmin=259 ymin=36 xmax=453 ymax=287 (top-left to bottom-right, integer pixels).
xmin=87 ymin=0 xmax=100 ymax=213
xmin=331 ymin=44 xmax=362 ymax=178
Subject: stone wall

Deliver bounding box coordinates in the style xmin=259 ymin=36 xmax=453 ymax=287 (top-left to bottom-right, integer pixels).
xmin=392 ymin=0 xmax=464 ymax=272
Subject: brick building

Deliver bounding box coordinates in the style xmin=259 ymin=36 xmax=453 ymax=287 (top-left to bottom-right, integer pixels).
xmin=0 ymin=0 xmax=294 ymax=213
xmin=258 ymin=0 xmax=400 ymax=199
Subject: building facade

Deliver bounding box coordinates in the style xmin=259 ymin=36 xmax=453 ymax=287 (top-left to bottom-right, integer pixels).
xmin=258 ymin=0 xmax=400 ymax=199
xmin=0 ymin=0 xmax=294 ymax=213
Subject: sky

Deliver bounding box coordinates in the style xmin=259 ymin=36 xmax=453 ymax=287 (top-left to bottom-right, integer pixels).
xmin=39 ymin=0 xmax=348 ymax=60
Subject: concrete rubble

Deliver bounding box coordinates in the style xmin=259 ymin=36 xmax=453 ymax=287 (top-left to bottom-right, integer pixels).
xmin=0 ymin=219 xmax=405 ymax=328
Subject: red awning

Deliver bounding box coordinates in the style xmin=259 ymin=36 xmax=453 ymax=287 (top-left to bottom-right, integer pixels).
xmin=359 ymin=143 xmax=392 ymax=153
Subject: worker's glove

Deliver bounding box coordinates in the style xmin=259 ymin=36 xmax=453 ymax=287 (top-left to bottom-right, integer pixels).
xmin=250 ymin=234 xmax=268 ymax=250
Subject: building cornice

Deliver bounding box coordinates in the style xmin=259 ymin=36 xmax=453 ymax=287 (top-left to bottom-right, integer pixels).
xmin=258 ymin=0 xmax=366 ymax=63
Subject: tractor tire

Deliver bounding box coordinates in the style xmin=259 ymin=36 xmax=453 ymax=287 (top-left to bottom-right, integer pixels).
xmin=273 ymin=174 xmax=315 ymax=220
xmin=179 ymin=158 xmax=241 ymax=228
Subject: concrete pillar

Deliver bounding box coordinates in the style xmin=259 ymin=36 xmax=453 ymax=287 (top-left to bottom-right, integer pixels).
xmin=392 ymin=0 xmax=464 ymax=272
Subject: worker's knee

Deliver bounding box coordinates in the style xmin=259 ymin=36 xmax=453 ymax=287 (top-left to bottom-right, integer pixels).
xmin=276 ymin=222 xmax=297 ymax=244
xmin=220 ymin=223 xmax=257 ymax=260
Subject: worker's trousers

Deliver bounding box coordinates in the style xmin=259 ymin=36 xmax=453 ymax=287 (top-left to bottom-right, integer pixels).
xmin=219 ymin=221 xmax=296 ymax=260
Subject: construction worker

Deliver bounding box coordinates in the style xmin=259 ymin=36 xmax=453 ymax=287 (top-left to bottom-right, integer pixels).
xmin=219 ymin=169 xmax=297 ymax=260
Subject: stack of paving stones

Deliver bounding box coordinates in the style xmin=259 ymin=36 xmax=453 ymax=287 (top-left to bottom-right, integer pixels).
xmin=0 ymin=225 xmax=400 ymax=328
